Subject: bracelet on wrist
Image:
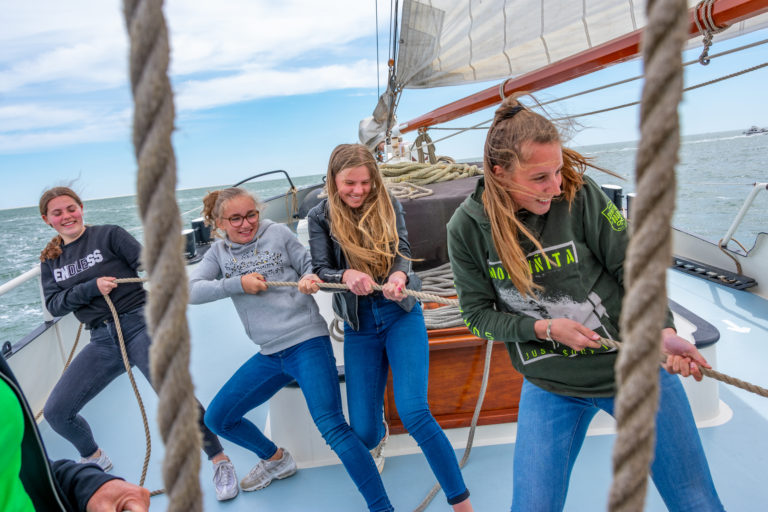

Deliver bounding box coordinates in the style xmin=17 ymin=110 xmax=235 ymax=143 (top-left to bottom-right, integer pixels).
xmin=545 ymin=319 xmax=554 ymax=342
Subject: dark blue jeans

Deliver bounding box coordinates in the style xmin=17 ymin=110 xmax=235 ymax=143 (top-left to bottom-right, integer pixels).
xmin=344 ymin=295 xmax=469 ymax=505
xmin=204 ymin=335 xmax=392 ymax=512
xmin=511 ymin=370 xmax=723 ymax=511
xmin=43 ymin=308 xmax=223 ymax=459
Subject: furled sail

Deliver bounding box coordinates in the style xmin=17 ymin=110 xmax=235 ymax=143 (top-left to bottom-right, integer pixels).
xmin=396 ymin=0 xmax=768 ymax=89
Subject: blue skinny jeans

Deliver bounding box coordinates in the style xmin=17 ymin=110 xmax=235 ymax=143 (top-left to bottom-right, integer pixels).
xmin=43 ymin=308 xmax=223 ymax=459
xmin=204 ymin=335 xmax=392 ymax=512
xmin=511 ymin=369 xmax=724 ymax=511
xmin=344 ymin=295 xmax=470 ymax=505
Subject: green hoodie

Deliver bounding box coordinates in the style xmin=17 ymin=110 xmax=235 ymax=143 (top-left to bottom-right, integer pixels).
xmin=447 ymin=176 xmax=673 ymax=397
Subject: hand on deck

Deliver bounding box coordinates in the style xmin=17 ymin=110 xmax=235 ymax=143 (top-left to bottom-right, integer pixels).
xmin=382 ymin=271 xmax=408 ymax=302
xmin=661 ymin=328 xmax=710 ymax=381
xmin=241 ymin=272 xmax=267 ymax=294
xmin=298 ymin=274 xmax=322 ymax=294
xmin=535 ymin=318 xmax=603 ymax=351
xmin=342 ymin=269 xmax=375 ymax=295
xmin=86 ymin=479 xmax=150 ymax=512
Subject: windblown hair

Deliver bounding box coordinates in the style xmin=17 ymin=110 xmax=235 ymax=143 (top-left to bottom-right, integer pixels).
xmin=201 ymin=187 xmax=262 ymax=238
xmin=39 ymin=187 xmax=84 ymax=262
xmin=325 ymin=143 xmax=403 ymax=280
xmin=483 ymin=94 xmax=594 ymax=297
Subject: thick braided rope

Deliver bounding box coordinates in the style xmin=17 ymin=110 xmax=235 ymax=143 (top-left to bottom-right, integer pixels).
xmin=122 ymin=2 xmax=202 ymax=510
xmin=608 ymin=0 xmax=687 ymax=510
xmin=600 ymin=337 xmax=768 ymax=398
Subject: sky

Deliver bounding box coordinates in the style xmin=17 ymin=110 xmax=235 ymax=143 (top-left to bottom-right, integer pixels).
xmin=1 ymin=1 xmax=767 ymax=210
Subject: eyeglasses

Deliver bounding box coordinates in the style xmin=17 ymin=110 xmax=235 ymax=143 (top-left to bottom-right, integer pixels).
xmin=225 ymin=211 xmax=259 ymax=227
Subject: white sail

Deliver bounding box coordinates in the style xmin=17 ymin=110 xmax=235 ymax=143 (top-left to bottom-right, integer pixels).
xmin=396 ymin=0 xmax=768 ymax=89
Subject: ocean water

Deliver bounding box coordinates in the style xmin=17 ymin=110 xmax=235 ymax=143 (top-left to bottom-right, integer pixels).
xmin=1 ymin=130 xmax=766 ymax=344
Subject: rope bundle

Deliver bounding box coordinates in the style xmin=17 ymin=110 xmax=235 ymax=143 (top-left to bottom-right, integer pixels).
xmin=380 ymin=161 xmax=482 ymax=186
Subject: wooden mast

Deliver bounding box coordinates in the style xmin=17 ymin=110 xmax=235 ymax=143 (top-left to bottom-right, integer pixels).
xmin=399 ymin=0 xmax=768 ymax=134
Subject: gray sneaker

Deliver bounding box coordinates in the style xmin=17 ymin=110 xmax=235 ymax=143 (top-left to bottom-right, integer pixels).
xmin=370 ymin=421 xmax=389 ymax=474
xmin=79 ymin=449 xmax=113 ymax=472
xmin=240 ymin=449 xmax=297 ymax=491
xmin=213 ymin=460 xmax=239 ymax=501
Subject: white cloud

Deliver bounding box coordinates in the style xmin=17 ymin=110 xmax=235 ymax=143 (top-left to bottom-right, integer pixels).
xmin=0 ymin=109 xmax=131 ymax=153
xmin=177 ymin=60 xmax=378 ymax=111
xmin=0 ymin=104 xmax=90 ymax=131
xmin=0 ymin=0 xmax=388 ymax=152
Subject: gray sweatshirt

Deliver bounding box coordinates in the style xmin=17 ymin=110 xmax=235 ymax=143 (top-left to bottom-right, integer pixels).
xmin=188 ymin=219 xmax=329 ymax=355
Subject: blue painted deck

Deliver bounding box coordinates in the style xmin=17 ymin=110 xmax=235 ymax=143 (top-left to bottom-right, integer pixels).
xmin=38 ymin=270 xmax=768 ymax=510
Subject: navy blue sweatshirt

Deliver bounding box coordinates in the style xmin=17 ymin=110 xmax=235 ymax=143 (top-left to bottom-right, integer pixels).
xmin=40 ymin=225 xmax=145 ymax=329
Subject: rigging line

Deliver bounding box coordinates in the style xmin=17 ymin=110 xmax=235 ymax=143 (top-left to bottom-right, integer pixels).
xmin=554 ymin=61 xmax=768 ymax=122
xmin=417 ymin=36 xmax=768 ymax=144
xmin=402 ymin=56 xmax=767 ymax=152
xmin=540 ymin=37 xmax=768 ymax=107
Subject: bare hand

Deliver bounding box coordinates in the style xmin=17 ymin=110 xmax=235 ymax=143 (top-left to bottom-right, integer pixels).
xmin=342 ymin=269 xmax=375 ymax=296
xmin=86 ymin=479 xmax=150 ymax=512
xmin=241 ymin=272 xmax=267 ymax=294
xmin=661 ymin=328 xmax=710 ymax=381
xmin=382 ymin=271 xmax=407 ymax=302
xmin=298 ymin=274 xmax=321 ymax=295
xmin=97 ymin=277 xmax=118 ymax=295
xmin=537 ymin=318 xmax=603 ymax=351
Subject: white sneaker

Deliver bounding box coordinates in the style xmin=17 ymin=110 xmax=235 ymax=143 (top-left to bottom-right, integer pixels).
xmin=370 ymin=421 xmax=389 ymax=474
xmin=79 ymin=449 xmax=113 ymax=472
xmin=240 ymin=449 xmax=297 ymax=491
xmin=213 ymin=460 xmax=239 ymax=501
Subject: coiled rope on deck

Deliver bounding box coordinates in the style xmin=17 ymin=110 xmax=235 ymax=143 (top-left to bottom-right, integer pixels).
xmin=122 ymin=1 xmax=202 ymax=510
xmin=608 ymin=0 xmax=687 ymax=510
xmin=380 ymin=161 xmax=482 ymax=186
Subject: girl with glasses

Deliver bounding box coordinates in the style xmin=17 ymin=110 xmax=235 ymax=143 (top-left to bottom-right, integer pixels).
xmin=189 ymin=187 xmax=393 ymax=511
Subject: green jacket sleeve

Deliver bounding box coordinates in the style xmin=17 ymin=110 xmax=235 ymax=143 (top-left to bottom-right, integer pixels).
xmin=447 ymin=211 xmax=538 ymax=343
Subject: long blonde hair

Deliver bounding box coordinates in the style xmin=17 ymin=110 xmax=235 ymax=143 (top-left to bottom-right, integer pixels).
xmin=325 ymin=144 xmax=403 ymax=280
xmin=483 ymin=94 xmax=592 ymax=297
xmin=201 ymin=187 xmax=261 ymax=238
xmin=39 ymin=187 xmax=83 ymax=262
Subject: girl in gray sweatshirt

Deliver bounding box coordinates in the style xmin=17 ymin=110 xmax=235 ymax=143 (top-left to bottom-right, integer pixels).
xmin=188 ymin=187 xmax=392 ymax=512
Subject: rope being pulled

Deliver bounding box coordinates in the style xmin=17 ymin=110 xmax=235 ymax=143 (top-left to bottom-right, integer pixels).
xmin=600 ymin=337 xmax=768 ymax=398
xmin=265 ymin=280 xmax=459 ymax=306
xmin=122 ymin=1 xmax=202 ymax=509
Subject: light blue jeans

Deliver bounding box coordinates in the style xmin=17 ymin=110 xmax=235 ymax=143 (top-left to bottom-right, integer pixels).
xmin=344 ymin=295 xmax=470 ymax=505
xmin=511 ymin=369 xmax=724 ymax=511
xmin=204 ymin=335 xmax=392 ymax=512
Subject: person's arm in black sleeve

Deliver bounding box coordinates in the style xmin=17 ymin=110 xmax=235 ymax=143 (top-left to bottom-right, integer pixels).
xmin=40 ymin=262 xmax=100 ymax=317
xmin=51 ymin=459 xmax=118 ymax=511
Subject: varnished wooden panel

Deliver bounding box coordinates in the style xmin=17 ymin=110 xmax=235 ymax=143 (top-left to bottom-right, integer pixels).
xmin=384 ymin=327 xmax=523 ymax=435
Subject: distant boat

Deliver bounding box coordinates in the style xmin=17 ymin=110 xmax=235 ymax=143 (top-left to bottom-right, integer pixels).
xmin=743 ymin=125 xmax=768 ymax=135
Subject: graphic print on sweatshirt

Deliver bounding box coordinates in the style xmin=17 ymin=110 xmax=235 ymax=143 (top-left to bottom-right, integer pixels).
xmin=489 ymin=240 xmax=616 ymax=365
xmin=223 ymin=248 xmax=285 ymax=279
xmin=52 ymin=250 xmax=104 ymax=282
